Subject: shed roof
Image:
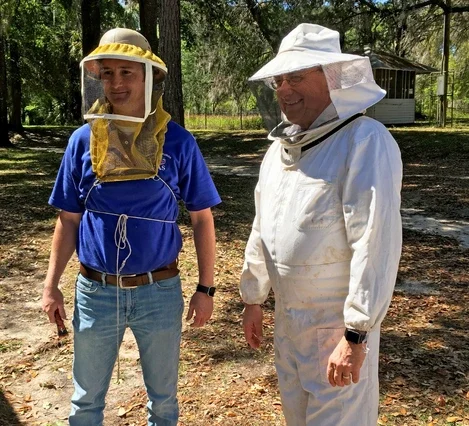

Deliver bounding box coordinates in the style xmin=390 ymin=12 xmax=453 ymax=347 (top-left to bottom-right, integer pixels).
xmin=350 ymin=49 xmax=438 ymax=74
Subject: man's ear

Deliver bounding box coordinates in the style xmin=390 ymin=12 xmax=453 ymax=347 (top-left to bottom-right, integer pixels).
xmin=153 ymin=68 xmax=165 ymax=85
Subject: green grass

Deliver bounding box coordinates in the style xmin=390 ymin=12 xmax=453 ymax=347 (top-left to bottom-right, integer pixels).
xmin=193 ymin=129 xmax=269 ymax=157
xmin=0 ymin=340 xmax=22 ymax=353
xmin=390 ymin=126 xmax=469 ymax=159
xmin=185 ymin=113 xmax=264 ymax=130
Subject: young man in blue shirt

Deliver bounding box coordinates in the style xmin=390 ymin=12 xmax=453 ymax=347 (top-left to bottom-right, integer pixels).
xmin=41 ymin=28 xmax=221 ymax=426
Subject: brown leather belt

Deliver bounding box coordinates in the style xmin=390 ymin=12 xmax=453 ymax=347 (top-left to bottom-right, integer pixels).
xmin=79 ymin=261 xmax=179 ymax=289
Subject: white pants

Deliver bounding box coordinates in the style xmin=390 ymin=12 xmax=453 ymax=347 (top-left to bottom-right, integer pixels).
xmin=271 ymin=265 xmax=380 ymax=426
xmin=275 ymin=327 xmax=380 ymax=426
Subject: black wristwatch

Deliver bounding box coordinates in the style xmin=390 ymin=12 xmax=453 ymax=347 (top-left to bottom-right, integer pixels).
xmin=344 ymin=328 xmax=368 ymax=344
xmin=196 ymin=284 xmax=216 ymax=297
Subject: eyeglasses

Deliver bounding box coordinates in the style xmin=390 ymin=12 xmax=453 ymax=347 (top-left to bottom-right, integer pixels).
xmin=267 ymin=68 xmax=321 ymax=90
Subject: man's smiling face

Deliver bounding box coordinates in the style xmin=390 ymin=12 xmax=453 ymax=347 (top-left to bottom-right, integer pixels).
xmin=275 ymin=66 xmax=332 ymax=130
xmin=100 ymin=58 xmax=146 ymax=118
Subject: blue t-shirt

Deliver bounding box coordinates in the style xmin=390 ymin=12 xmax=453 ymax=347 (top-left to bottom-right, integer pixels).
xmin=49 ymin=120 xmax=221 ymax=274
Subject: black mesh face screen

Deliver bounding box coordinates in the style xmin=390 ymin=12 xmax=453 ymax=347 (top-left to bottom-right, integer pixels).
xmin=248 ymin=80 xmax=282 ymax=132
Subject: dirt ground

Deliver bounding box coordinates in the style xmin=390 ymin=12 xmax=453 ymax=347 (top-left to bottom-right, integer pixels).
xmin=1 ymin=126 xmax=468 ymax=426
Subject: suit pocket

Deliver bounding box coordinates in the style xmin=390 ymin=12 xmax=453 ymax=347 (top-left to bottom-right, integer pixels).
xmin=293 ymin=180 xmax=341 ymax=230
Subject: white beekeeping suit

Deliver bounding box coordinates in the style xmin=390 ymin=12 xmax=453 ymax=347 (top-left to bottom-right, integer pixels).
xmin=240 ymin=23 xmax=402 ymax=426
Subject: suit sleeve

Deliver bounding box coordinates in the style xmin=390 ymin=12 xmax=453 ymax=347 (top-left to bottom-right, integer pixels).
xmin=239 ymin=181 xmax=272 ymax=304
xmin=342 ymin=127 xmax=402 ymax=331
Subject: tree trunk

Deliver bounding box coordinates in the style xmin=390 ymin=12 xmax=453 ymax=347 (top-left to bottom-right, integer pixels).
xmin=159 ymin=0 xmax=184 ymax=126
xmin=239 ymin=103 xmax=243 ymax=130
xmin=245 ymin=0 xmax=279 ymax=51
xmin=439 ymin=1 xmax=451 ymax=128
xmin=0 ymin=32 xmax=12 ymax=147
xmin=62 ymin=31 xmax=81 ymax=124
xmin=9 ymin=37 xmax=23 ymax=133
xmin=139 ymin=0 xmax=159 ymax=53
xmin=69 ymin=59 xmax=82 ymax=123
xmin=81 ymin=0 xmax=101 ymax=56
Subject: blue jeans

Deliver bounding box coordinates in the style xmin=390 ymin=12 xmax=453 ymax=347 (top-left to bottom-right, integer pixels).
xmin=69 ymin=273 xmax=184 ymax=426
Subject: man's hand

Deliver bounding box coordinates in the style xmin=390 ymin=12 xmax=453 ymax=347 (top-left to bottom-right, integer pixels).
xmin=42 ymin=286 xmax=66 ymax=324
xmin=186 ymin=291 xmax=213 ymax=327
xmin=41 ymin=210 xmax=81 ymax=326
xmin=243 ymin=304 xmax=263 ymax=349
xmin=327 ymin=336 xmax=367 ymax=387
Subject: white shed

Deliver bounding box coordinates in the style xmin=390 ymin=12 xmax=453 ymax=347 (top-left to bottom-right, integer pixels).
xmin=354 ymin=50 xmax=437 ymax=124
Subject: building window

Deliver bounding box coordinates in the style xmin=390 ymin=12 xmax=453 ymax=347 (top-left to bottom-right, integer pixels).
xmin=374 ymin=69 xmax=415 ymax=99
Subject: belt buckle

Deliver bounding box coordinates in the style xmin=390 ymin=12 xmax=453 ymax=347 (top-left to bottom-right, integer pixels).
xmin=118 ymin=274 xmax=138 ymax=289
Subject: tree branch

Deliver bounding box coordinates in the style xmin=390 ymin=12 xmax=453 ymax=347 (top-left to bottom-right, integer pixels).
xmin=356 ymin=0 xmax=381 ymax=13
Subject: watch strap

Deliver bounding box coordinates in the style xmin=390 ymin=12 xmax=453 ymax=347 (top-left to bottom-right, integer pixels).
xmin=344 ymin=328 xmax=368 ymax=344
xmin=196 ymin=284 xmax=216 ymax=297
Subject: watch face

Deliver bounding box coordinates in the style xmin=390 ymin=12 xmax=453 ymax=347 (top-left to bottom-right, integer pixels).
xmin=208 ymin=287 xmax=216 ymax=297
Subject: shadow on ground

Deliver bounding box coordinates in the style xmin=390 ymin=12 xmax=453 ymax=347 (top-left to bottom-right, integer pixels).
xmin=0 ymin=390 xmax=23 ymax=425
xmin=10 ymin=127 xmax=76 ymax=149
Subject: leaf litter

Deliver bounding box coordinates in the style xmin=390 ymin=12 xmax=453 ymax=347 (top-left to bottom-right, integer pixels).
xmin=0 ymin=127 xmax=468 ymax=425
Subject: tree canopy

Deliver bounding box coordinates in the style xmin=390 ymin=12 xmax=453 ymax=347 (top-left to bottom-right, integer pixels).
xmin=2 ymin=0 xmax=469 ymax=145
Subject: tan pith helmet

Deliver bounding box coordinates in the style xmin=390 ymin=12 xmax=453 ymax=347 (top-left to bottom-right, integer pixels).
xmin=99 ymin=28 xmax=152 ymax=52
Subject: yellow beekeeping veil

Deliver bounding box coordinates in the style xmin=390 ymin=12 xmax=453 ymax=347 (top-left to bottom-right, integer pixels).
xmin=80 ymin=28 xmax=171 ymax=182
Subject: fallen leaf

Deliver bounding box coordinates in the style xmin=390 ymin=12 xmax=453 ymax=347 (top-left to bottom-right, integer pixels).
xmin=437 ymin=395 xmax=446 ymax=407
xmin=18 ymin=404 xmax=32 ymax=414
xmin=446 ymin=416 xmax=462 ymax=423
xmin=42 ymin=402 xmax=52 ymax=410
xmin=387 ymin=393 xmax=400 ymax=398
xmin=249 ymin=383 xmax=266 ymax=394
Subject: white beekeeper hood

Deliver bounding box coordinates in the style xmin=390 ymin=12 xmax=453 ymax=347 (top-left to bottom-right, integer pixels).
xmin=250 ymin=23 xmax=385 ymax=122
